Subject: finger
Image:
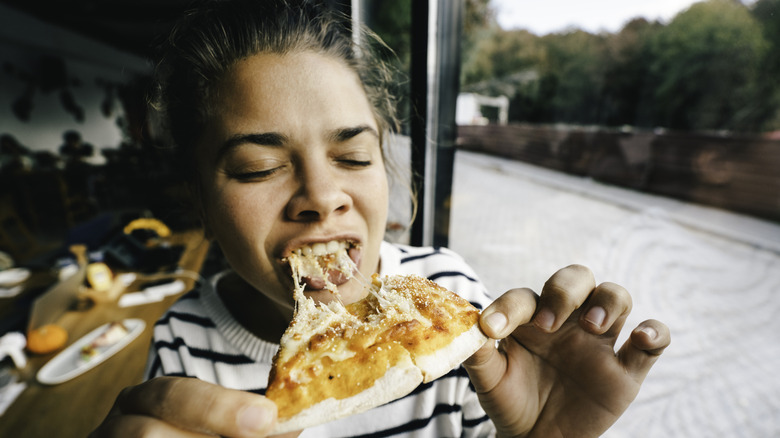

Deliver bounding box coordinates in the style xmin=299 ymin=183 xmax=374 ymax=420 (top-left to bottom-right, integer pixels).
xmin=579 ymin=281 xmax=633 ymax=336
xmin=478 ymin=288 xmax=539 ymax=339
xmin=617 ymin=319 xmax=671 ymax=384
xmin=465 ymin=288 xmax=537 ymax=393
xmin=117 ymin=377 xmax=277 ymax=438
xmin=462 ymin=339 xmax=505 ymax=393
xmin=535 ymin=264 xmax=596 ymax=332
xmin=89 ymin=414 xmax=215 ymax=438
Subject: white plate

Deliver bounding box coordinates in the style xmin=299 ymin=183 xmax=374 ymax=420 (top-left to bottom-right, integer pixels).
xmin=36 ymin=319 xmax=146 ymax=385
xmin=0 ymin=268 xmax=30 ymax=287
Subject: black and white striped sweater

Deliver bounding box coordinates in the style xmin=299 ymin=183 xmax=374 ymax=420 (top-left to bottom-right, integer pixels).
xmin=146 ymin=242 xmax=496 ymax=437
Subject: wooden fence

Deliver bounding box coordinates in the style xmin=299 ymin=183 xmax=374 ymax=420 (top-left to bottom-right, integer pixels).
xmin=457 ymin=124 xmax=780 ymax=223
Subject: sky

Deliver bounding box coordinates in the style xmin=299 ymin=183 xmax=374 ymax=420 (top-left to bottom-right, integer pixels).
xmin=490 ymin=0 xmax=709 ymax=35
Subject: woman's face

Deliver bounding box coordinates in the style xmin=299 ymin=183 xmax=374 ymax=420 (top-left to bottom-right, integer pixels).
xmin=196 ymin=51 xmax=388 ymax=311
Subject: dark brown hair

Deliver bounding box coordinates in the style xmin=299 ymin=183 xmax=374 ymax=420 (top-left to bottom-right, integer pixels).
xmin=151 ymin=0 xmax=400 ymax=176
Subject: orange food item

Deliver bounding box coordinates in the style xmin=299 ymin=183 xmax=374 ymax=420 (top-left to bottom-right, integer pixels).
xmin=27 ymin=324 xmax=69 ymax=354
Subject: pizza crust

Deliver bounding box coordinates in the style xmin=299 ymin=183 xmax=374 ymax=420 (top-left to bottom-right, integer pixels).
xmin=414 ymin=323 xmax=488 ymax=383
xmin=273 ymin=353 xmax=424 ymax=434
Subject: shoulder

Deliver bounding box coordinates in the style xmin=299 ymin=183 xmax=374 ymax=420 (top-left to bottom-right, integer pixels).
xmin=146 ymin=275 xmax=275 ymax=387
xmin=148 ymin=280 xmax=219 ymax=360
xmin=145 ymin=284 xmax=218 ymax=379
xmin=156 ymin=287 xmax=215 ymax=332
xmin=380 ymin=242 xmax=493 ymax=309
xmin=381 ymin=242 xmax=471 ymax=272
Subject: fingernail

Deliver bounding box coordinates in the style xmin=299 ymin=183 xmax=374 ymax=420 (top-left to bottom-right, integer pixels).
xmin=584 ymin=306 xmax=606 ymax=328
xmin=534 ymin=309 xmax=555 ymax=331
xmin=638 ymin=325 xmax=658 ymax=340
xmin=237 ymin=403 xmax=274 ymax=433
xmin=484 ymin=312 xmax=507 ymax=334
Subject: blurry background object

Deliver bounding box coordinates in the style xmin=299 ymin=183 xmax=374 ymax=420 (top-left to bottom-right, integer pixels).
xmin=26 ymin=245 xmax=86 ymax=336
xmin=0 ymin=332 xmax=26 ymax=368
xmin=25 ymin=323 xmax=67 ymax=355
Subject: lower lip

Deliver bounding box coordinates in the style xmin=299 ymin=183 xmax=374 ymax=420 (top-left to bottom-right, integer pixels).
xmin=299 ymin=246 xmax=362 ymax=291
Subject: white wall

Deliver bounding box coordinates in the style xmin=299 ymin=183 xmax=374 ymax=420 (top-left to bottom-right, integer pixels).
xmin=0 ymin=5 xmax=151 ymax=163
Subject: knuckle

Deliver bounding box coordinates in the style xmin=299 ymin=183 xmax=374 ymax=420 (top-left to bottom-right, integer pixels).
xmin=542 ymin=264 xmax=598 ymax=309
xmin=121 ymin=377 xmax=187 ymax=420
xmin=116 ymin=384 xmax=143 ymax=413
xmin=562 ymin=264 xmax=594 ymax=280
xmin=596 ymin=282 xmax=633 ymax=308
xmin=600 ymin=281 xmax=627 ymax=293
xmin=155 ymin=377 xmax=202 ymax=420
xmin=547 ymin=265 xmax=595 ymax=289
xmin=496 ymin=288 xmax=536 ymax=313
xmin=541 ymin=281 xmax=579 ymax=309
xmin=195 ymin=386 xmax=220 ymax=418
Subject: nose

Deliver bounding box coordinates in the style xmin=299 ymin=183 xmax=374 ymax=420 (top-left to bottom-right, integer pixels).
xmin=286 ymin=162 xmax=352 ymax=222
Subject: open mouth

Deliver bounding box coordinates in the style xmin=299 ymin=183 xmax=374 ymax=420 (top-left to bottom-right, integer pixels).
xmin=286 ymin=240 xmax=361 ymax=293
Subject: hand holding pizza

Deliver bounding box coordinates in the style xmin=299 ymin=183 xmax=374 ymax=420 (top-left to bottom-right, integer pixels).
xmin=88 ymin=377 xmax=289 ymax=438
xmin=464 ymin=264 xmax=671 ymax=438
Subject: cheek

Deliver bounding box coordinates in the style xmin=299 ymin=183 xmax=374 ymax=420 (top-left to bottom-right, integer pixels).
xmin=372 ymin=166 xmax=390 ymax=204
xmin=360 ymin=170 xmax=390 ymax=227
xmin=202 ymin=185 xmax=277 ymax=257
xmin=375 ymin=178 xmax=390 ymax=223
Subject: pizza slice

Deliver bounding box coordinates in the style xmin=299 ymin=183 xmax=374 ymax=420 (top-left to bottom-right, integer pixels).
xmin=265 ymin=246 xmax=488 ymax=434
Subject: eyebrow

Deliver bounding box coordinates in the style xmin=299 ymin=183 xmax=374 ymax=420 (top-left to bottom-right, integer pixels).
xmin=217 ymin=125 xmax=379 ymax=159
xmin=215 ymin=132 xmax=286 ymax=162
xmin=223 ymin=132 xmax=287 ymax=150
xmin=328 ymin=124 xmax=379 ymax=143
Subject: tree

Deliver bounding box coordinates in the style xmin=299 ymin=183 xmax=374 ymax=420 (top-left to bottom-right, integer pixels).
xmin=461 ymin=28 xmax=543 ymax=85
xmin=750 ymin=0 xmax=780 ymax=130
xmin=538 ymin=30 xmax=609 ymax=124
xmin=599 ymin=18 xmax=663 ymax=127
xmin=647 ymin=0 xmax=769 ymax=131
xmin=456 ymin=0 xmax=780 ymax=130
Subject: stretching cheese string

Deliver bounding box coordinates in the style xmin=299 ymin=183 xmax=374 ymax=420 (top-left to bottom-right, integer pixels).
xmin=287 ymin=249 xmax=392 ymax=311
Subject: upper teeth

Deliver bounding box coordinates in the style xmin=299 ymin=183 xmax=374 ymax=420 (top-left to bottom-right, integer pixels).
xmin=296 ymin=240 xmax=348 ymax=257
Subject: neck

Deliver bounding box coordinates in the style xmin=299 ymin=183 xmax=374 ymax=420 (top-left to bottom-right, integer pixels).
xmin=217 ymin=272 xmax=292 ymax=343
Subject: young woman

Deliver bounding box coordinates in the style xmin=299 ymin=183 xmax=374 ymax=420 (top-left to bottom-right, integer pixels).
xmin=91 ymin=1 xmax=670 ymax=437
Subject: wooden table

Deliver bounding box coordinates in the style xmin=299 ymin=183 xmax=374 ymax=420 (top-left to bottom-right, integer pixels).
xmin=0 ymin=229 xmax=210 ymax=438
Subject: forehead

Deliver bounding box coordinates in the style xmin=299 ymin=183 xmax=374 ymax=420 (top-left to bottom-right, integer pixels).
xmin=207 ymin=51 xmax=377 ymax=134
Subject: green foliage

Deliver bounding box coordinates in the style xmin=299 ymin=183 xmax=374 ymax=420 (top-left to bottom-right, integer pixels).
xmin=365 ymin=0 xmax=494 ymax=132
xmin=750 ymin=0 xmax=780 ymax=129
xmin=461 ymin=28 xmax=544 ymax=85
xmin=647 ymin=0 xmax=768 ymax=130
xmin=600 ymin=18 xmax=661 ymax=127
xmin=362 ymin=1 xmax=413 ymax=131
xmin=459 ymin=0 xmax=780 ymax=132
xmin=539 ymin=31 xmax=610 ymax=124
xmin=363 ymin=1 xmax=412 ymax=68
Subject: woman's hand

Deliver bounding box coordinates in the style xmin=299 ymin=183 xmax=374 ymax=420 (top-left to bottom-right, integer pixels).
xmin=464 ymin=264 xmax=670 ymax=438
xmin=89 ymin=377 xmax=285 ymax=437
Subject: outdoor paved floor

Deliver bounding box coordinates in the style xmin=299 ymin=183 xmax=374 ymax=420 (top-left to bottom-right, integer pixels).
xmin=447 ymin=150 xmax=780 ymax=438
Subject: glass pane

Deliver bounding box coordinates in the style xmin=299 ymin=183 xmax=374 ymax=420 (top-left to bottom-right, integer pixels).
xmin=453 ymin=2 xmax=780 ymax=437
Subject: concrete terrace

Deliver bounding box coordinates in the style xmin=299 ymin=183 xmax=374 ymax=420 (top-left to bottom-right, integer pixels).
xmin=447 ymin=150 xmax=780 ymax=437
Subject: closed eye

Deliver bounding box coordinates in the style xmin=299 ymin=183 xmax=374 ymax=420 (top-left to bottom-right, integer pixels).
xmin=228 ymin=166 xmax=283 ymax=181
xmin=339 ymin=159 xmax=372 ymax=168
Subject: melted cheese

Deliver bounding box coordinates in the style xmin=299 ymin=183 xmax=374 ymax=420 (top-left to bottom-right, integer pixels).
xmin=287 ymin=247 xmax=354 ymax=296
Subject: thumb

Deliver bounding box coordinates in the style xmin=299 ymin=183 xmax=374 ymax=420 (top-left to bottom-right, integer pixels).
xmin=463 ymin=288 xmax=537 ymax=392
xmin=617 ymin=319 xmax=671 ymax=384
xmin=463 ymin=339 xmax=505 ymax=393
